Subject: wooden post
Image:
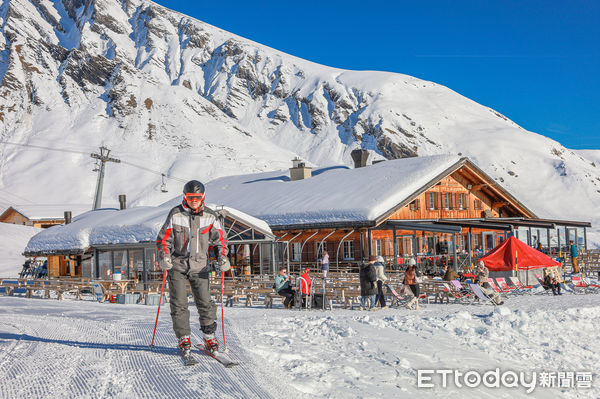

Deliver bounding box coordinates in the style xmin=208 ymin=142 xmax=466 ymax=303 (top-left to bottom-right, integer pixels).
xmin=393 ymin=227 xmax=398 ymax=269
xmin=452 ymin=233 xmax=458 ymax=270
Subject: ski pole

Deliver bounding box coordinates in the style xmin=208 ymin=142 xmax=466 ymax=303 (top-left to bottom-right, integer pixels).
xmin=150 ymin=269 xmax=168 ymax=348
xmin=220 ymin=271 xmax=227 ymax=351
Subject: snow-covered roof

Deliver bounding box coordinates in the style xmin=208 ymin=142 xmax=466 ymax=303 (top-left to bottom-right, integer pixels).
xmin=24 ymin=203 xmax=273 ymax=255
xmin=2 ymin=204 xmax=96 ymax=221
xmin=204 ymin=154 xmax=463 ymax=228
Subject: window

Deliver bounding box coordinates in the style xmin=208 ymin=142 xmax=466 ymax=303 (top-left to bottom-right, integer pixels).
xmin=444 ymin=193 xmax=453 ymax=210
xmin=474 ymin=199 xmax=482 ymax=210
xmin=343 ymin=241 xmax=354 ymax=260
xmin=458 ymin=193 xmax=467 ymax=210
xmin=428 ymin=192 xmax=438 ymax=210
xmin=409 ymin=199 xmax=420 ymax=211
xmin=402 ymin=237 xmax=413 ymax=256
xmin=291 ymin=242 xmax=302 ymax=262
xmin=375 ymin=239 xmax=382 ymax=256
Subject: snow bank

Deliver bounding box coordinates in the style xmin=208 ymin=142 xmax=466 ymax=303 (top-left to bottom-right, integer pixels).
xmin=0 ymin=223 xmax=42 ymax=277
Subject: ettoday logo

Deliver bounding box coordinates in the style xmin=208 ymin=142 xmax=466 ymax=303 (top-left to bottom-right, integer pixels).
xmin=417 ymin=369 xmax=593 ymax=393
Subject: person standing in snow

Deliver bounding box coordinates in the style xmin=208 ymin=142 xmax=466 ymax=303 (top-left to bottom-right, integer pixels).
xmin=374 ymin=256 xmax=388 ymax=309
xmin=569 ymin=240 xmax=580 ymax=274
xmin=475 ymin=261 xmax=503 ymax=305
xmin=275 ymin=267 xmax=296 ymax=309
xmin=403 ymin=259 xmax=420 ymax=310
xmin=156 ymin=180 xmax=230 ymax=359
xmin=320 ymin=250 xmax=330 ymax=279
xmin=359 ymin=256 xmax=377 ymax=310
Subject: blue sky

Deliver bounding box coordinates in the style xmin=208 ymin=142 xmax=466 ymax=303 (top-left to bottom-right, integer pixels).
xmin=158 ymin=0 xmax=599 ymax=149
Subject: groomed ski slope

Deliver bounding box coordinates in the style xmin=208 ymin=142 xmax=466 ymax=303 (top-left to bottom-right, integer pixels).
xmin=0 ymin=294 xmax=598 ymax=398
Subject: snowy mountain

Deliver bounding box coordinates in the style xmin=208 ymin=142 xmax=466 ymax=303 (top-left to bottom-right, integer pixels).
xmin=1 ymin=0 xmax=599 ymax=244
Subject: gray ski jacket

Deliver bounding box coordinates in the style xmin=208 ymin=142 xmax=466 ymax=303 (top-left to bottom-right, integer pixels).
xmin=156 ymin=202 xmax=226 ymax=275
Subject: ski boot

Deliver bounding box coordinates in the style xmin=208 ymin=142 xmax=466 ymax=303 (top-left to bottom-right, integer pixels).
xmin=178 ymin=335 xmax=198 ymax=366
xmin=203 ymin=333 xmax=219 ymax=354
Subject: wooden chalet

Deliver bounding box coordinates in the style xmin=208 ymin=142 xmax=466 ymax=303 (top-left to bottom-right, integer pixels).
xmin=205 ymin=152 xmax=591 ymax=273
xmin=0 ymin=205 xmax=91 ymax=228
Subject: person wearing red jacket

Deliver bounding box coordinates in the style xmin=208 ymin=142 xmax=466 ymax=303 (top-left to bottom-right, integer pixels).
xmin=300 ymin=268 xmax=311 ymax=307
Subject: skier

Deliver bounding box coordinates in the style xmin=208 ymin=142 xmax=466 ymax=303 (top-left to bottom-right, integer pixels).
xmin=156 ymin=180 xmax=230 ymax=362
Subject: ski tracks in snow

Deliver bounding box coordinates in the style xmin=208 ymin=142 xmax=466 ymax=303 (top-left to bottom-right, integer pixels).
xmin=0 ymin=298 xmax=283 ymax=398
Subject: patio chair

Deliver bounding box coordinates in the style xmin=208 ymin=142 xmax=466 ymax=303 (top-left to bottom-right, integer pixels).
xmin=495 ymin=277 xmax=521 ymax=295
xmin=451 ymin=280 xmax=473 ymax=300
xmin=570 ymin=276 xmax=599 ymax=294
xmin=468 ymin=283 xmax=496 ymax=306
xmin=508 ymin=276 xmax=535 ymax=294
xmin=535 ymin=273 xmax=566 ymax=296
xmin=442 ymin=282 xmax=469 ymax=304
xmin=487 ymin=278 xmax=506 ymax=294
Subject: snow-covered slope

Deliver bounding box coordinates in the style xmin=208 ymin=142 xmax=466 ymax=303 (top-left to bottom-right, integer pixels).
xmin=0 ymin=0 xmax=598 ymax=243
xmin=1 ymin=294 xmax=599 ymax=398
xmin=0 ymin=222 xmax=41 ymax=276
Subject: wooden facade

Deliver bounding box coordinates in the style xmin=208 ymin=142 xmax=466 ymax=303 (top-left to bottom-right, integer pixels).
xmin=0 ymin=207 xmax=65 ymax=228
xmin=267 ymin=161 xmax=542 ymax=272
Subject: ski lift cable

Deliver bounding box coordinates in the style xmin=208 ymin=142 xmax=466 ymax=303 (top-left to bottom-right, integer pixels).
xmin=0 ymin=189 xmax=37 ymax=204
xmin=0 ymin=141 xmax=188 ymax=183
xmin=0 ymin=140 xmax=89 ymax=155
xmin=120 ymin=160 xmax=187 ymax=183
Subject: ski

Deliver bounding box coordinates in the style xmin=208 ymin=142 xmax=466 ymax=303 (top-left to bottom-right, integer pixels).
xmin=194 ymin=344 xmax=239 ymax=368
xmin=182 ymin=351 xmax=200 ymax=367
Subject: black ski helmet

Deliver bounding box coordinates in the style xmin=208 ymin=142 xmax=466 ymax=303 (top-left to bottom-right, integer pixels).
xmin=183 ymin=180 xmax=205 ymax=194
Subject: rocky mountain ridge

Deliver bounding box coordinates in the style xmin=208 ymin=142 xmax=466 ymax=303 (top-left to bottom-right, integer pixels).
xmin=1 ymin=0 xmax=599 ymax=243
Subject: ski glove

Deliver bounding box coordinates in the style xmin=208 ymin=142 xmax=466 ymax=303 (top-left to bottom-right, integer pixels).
xmin=217 ymin=257 xmax=231 ymax=272
xmin=161 ymin=257 xmax=173 ymax=271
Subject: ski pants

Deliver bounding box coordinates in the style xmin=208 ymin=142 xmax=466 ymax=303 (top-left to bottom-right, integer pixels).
xmin=167 ymin=270 xmax=217 ymax=338
xmin=376 ymin=280 xmax=386 ymax=307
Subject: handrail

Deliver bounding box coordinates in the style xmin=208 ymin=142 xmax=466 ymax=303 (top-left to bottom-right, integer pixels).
xmin=336 ymin=229 xmax=355 ymax=269
xmin=284 ymin=231 xmax=304 ymax=263
xmin=317 ymin=230 xmax=336 ymax=259
xmin=298 ymin=231 xmax=319 ymax=270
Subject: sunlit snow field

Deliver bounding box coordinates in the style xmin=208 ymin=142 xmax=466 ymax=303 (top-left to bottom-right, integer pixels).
xmin=0 ymin=291 xmax=598 ymax=398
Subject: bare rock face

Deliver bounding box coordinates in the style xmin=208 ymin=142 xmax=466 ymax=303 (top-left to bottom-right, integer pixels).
xmin=0 ymin=0 xmax=433 ymax=162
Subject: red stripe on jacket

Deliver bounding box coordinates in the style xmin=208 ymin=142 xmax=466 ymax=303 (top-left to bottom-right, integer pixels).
xmin=200 ymin=223 xmax=227 ymax=256
xmin=161 ymin=228 xmax=172 ymax=255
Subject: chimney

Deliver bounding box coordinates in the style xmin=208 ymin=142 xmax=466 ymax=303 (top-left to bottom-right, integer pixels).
xmin=351 ymin=149 xmax=369 ymax=168
xmin=119 ymin=194 xmax=126 ymax=210
xmin=289 ymin=157 xmax=312 ymax=181
xmin=64 ymin=211 xmax=72 ymax=224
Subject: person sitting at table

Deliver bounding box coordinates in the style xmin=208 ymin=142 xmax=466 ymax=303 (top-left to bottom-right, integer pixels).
xmin=442 ymin=264 xmax=460 ymax=281
xmin=275 ymin=267 xmax=296 ymax=309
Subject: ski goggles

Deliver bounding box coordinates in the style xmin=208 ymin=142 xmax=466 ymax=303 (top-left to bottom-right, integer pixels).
xmin=184 ymin=193 xmax=205 ymax=202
